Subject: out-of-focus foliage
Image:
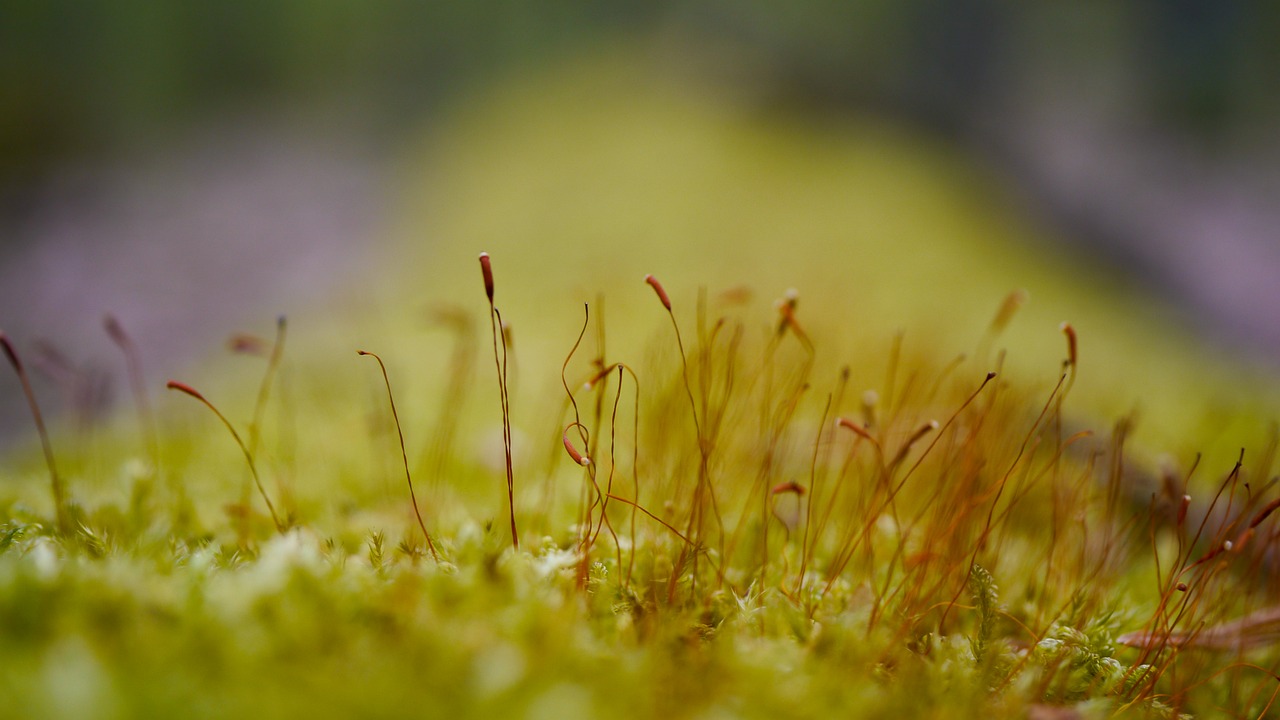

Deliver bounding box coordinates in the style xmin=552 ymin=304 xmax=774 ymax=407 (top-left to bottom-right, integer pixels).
xmin=4 ymin=1 xmax=1276 ymax=182
xmin=1 ymin=2 xmax=638 ymax=173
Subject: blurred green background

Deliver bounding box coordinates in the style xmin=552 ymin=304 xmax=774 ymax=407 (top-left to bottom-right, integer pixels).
xmin=1 ymin=1 xmax=1278 ymax=460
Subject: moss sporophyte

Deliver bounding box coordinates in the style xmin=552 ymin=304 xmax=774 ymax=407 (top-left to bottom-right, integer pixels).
xmin=1 ymin=254 xmax=1279 ymax=718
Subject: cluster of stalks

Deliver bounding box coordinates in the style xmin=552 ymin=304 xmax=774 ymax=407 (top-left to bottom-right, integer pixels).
xmin=538 ymin=274 xmax=1280 ymax=714
xmin=6 ymin=257 xmax=1280 ymax=715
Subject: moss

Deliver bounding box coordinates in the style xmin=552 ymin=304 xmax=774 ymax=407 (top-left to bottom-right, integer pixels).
xmin=3 ymin=46 xmax=1279 ymax=719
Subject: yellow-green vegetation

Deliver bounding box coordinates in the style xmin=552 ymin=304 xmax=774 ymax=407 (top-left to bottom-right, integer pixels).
xmin=3 ymin=50 xmax=1280 ymax=719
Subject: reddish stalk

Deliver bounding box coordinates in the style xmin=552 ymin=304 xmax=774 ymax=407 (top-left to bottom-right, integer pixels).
xmin=732 ymin=294 xmax=816 ymax=589
xmin=420 ymin=305 xmax=475 ymax=484
xmin=562 ymin=418 xmax=612 ymax=577
xmin=794 ymin=393 xmax=832 ymax=595
xmin=1119 ymin=458 xmax=1250 ymax=664
xmin=228 ymin=316 xmax=290 ymax=518
xmin=562 ymin=423 xmax=592 ymax=467
xmin=797 ymin=369 xmax=849 ymax=583
xmin=976 ymin=289 xmax=1028 ymax=365
xmin=1123 ymin=446 xmax=1247 ymax=663
xmin=883 ymin=331 xmax=904 ymax=417
xmin=938 ymin=371 xmax=1067 ymax=631
xmin=753 ymin=375 xmax=809 ymax=586
xmin=1 ymin=332 xmax=69 ymax=532
xmin=828 ymin=415 xmax=913 ymax=550
xmin=582 ymin=301 xmax=623 ymax=571
xmin=247 ymin=316 xmax=287 ymax=459
xmin=256 ymin=316 xmax=292 ymax=515
xmin=103 ymin=315 xmax=160 ymax=473
xmin=819 ymin=417 xmax=886 ymax=595
xmin=585 ymin=368 xmax=629 ymax=572
xmin=770 ymin=481 xmax=806 ymax=584
xmin=167 ymin=380 xmax=284 ymax=533
xmin=480 ymin=252 xmax=518 ymax=550
xmin=606 ymin=493 xmax=695 ymax=547
xmin=853 ymin=373 xmax=999 ymax=620
xmin=560 ymin=306 xmax=624 ymax=585
xmin=358 ymin=350 xmax=439 ymax=561
xmin=582 ymin=361 xmax=644 ymax=587
xmin=561 ymin=306 xmax=595 ymax=556
xmin=645 ymin=274 xmax=721 ymax=600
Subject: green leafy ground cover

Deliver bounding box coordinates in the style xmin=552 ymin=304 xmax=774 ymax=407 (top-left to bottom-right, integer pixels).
xmin=4 ymin=50 xmax=1280 ymax=718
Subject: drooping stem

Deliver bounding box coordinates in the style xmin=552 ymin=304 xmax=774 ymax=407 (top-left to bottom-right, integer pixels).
xmin=167 ymin=380 xmax=284 ymax=533
xmin=249 ymin=315 xmax=287 ymax=459
xmin=644 ymin=274 xmax=723 ymax=598
xmin=103 ymin=315 xmax=160 ymax=475
xmin=358 ymin=351 xmax=439 ymax=561
xmin=1 ymin=332 xmax=69 ymax=533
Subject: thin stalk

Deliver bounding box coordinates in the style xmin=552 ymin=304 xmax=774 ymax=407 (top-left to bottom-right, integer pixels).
xmin=167 ymin=380 xmax=284 ymax=533
xmin=103 ymin=314 xmax=160 ymax=474
xmin=1 ymin=332 xmax=69 ymax=533
xmin=359 ymin=351 xmax=439 ymax=561
xmin=480 ymin=252 xmax=518 ymax=550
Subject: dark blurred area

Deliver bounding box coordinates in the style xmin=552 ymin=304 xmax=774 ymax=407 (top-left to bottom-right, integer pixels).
xmin=4 ymin=3 xmax=1276 ymax=191
xmin=0 ymin=1 xmax=1277 ymax=444
xmin=5 ymin=2 xmax=1277 ymax=170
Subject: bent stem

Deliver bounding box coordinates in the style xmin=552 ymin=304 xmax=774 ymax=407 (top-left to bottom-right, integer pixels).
xmin=1 ymin=332 xmax=70 ymax=533
xmin=645 ymin=274 xmax=722 ymax=600
xmin=103 ymin=314 xmax=160 ymax=476
xmin=166 ymin=380 xmax=285 ymax=534
xmin=248 ymin=316 xmax=288 ymax=459
xmin=560 ymin=305 xmax=623 ymax=586
xmin=359 ymin=350 xmax=439 ymax=561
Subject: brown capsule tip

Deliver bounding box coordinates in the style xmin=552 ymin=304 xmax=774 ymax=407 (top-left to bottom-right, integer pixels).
xmin=835 ymin=416 xmax=875 ymax=441
xmin=563 ymin=428 xmax=591 ymax=467
xmin=356 ymin=350 xmax=370 ymax=356
xmin=985 ymin=372 xmax=997 ymax=381
xmin=1060 ymin=322 xmax=1078 ymax=367
xmin=103 ymin=314 xmax=127 ymax=344
xmin=776 ymin=288 xmax=799 ymax=315
xmin=582 ymin=363 xmax=618 ymax=392
xmin=1249 ymin=498 xmax=1280 ymax=529
xmin=479 ymin=252 xmax=495 ymax=303
xmin=644 ymin=274 xmax=672 ymax=311
xmin=717 ymin=285 xmax=753 ymax=306
xmin=771 ymin=481 xmax=806 ymax=496
xmin=902 ymin=420 xmax=938 ymax=449
xmin=0 ymin=333 xmax=21 ymax=373
xmin=990 ymin=289 xmax=1029 ymax=332
xmin=166 ymin=380 xmax=205 ymax=401
xmin=1176 ymin=582 xmax=1188 ymax=592
xmin=228 ymin=333 xmax=270 ymax=356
